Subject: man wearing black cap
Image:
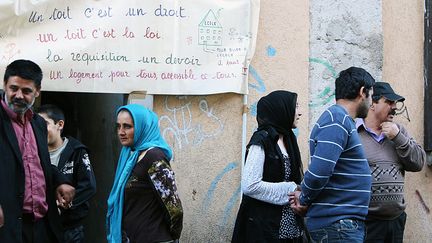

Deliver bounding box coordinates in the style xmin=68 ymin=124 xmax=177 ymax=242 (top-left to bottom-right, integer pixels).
xmin=356 ymin=82 xmax=426 ymax=243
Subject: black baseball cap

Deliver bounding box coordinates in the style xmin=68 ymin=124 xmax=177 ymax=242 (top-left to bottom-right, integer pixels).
xmin=372 ymin=82 xmax=405 ymax=102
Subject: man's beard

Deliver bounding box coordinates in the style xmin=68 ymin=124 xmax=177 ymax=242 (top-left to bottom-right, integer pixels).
xmin=7 ymin=97 xmax=34 ymax=114
xmin=356 ymin=100 xmax=370 ymax=119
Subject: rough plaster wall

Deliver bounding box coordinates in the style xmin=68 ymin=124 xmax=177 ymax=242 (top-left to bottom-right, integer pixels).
xmin=383 ymin=0 xmax=432 ymax=241
xmin=153 ymin=1 xmax=310 ymax=242
xmin=149 ymin=1 xmax=430 ymax=242
xmin=309 ymin=0 xmax=383 ymax=125
xmin=248 ymin=1 xmax=310 ymax=162
xmin=154 ymin=94 xmax=242 ymax=243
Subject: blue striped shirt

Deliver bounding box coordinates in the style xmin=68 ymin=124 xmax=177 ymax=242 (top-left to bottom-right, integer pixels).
xmin=300 ymin=104 xmax=371 ymax=230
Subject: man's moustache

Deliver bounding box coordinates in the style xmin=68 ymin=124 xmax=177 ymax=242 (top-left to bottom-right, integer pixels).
xmin=12 ymin=99 xmax=27 ymax=106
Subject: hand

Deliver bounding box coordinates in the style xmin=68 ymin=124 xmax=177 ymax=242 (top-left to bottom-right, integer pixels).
xmin=56 ymin=184 xmax=75 ymax=209
xmin=380 ymin=122 xmax=399 ymax=139
xmin=289 ymin=190 xmax=308 ymax=217
xmin=0 ymin=205 xmax=4 ymax=228
xmin=288 ymin=186 xmax=301 ymax=204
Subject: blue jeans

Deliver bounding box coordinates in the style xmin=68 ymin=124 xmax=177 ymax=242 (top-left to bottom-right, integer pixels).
xmin=309 ymin=219 xmax=365 ymax=243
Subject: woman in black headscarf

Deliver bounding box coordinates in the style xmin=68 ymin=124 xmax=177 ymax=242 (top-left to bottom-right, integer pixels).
xmin=232 ymin=90 xmax=305 ymax=243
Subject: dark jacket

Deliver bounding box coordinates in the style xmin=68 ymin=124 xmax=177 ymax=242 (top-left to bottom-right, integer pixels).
xmin=0 ymin=104 xmax=68 ymax=243
xmin=122 ymin=148 xmax=183 ymax=242
xmin=57 ymin=137 xmax=96 ymax=228
xmin=232 ymin=127 xmax=304 ymax=243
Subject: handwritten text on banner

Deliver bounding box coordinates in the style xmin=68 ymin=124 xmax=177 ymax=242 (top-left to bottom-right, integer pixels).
xmin=0 ymin=0 xmax=259 ymax=94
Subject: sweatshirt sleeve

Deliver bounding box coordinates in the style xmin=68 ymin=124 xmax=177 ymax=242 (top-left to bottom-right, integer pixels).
xmin=71 ymin=149 xmax=96 ymax=207
xmin=392 ymin=124 xmax=426 ymax=172
xmin=51 ymin=164 xmax=71 ymax=188
xmin=241 ymin=145 xmax=297 ymax=205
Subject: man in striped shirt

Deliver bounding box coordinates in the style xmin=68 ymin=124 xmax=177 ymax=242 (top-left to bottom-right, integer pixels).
xmin=290 ymin=66 xmax=375 ymax=242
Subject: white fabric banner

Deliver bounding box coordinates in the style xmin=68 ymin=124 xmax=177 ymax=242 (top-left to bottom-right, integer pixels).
xmin=0 ymin=0 xmax=260 ymax=94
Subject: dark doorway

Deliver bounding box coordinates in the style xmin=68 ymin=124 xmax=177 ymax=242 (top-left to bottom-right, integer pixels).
xmin=40 ymin=91 xmax=126 ymax=243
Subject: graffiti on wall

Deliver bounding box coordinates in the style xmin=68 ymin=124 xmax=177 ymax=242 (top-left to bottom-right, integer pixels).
xmin=248 ymin=65 xmax=267 ymax=94
xmin=247 ymin=43 xmax=274 ymax=117
xmin=249 ymin=53 xmax=336 ymax=115
xmin=159 ymin=96 xmax=224 ymax=150
xmin=308 ymin=57 xmax=412 ymax=123
xmin=308 ymin=57 xmax=336 ymax=109
xmin=248 ymin=64 xmax=267 ymax=118
xmin=184 ymin=161 xmax=241 ymax=242
xmin=248 ymin=48 xmax=302 ymax=135
xmin=266 ymin=45 xmax=277 ymax=57
xmin=395 ymin=101 xmax=411 ymax=122
xmin=202 ymin=162 xmax=241 ymax=225
xmin=414 ymin=189 xmax=432 ymax=239
xmin=190 ymin=47 xmax=271 ymax=231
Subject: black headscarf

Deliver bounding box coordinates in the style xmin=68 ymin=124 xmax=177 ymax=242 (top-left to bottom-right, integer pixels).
xmin=256 ymin=90 xmax=303 ymax=184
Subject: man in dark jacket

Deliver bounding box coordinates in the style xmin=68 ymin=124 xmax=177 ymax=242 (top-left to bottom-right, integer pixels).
xmin=37 ymin=104 xmax=97 ymax=243
xmin=0 ymin=59 xmax=75 ymax=243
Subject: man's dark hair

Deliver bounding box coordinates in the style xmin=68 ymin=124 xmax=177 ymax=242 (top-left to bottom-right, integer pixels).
xmin=37 ymin=104 xmax=65 ymax=124
xmin=335 ymin=67 xmax=375 ymax=100
xmin=3 ymin=59 xmax=43 ymax=88
xmin=372 ymin=96 xmax=381 ymax=103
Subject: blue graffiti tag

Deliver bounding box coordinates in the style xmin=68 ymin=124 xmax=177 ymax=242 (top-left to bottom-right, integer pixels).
xmin=202 ymin=162 xmax=239 ymax=212
xmin=221 ymin=186 xmax=241 ymax=225
xmin=248 ymin=65 xmax=266 ymax=93
xmin=250 ymin=101 xmax=257 ymax=117
xmin=266 ymin=45 xmax=277 ymax=57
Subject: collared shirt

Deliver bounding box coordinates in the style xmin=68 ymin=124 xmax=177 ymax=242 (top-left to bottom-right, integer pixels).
xmin=355 ymin=118 xmax=386 ymax=143
xmin=1 ymin=99 xmax=48 ymax=220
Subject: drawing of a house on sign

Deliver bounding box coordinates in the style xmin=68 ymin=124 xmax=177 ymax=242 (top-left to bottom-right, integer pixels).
xmin=198 ymin=10 xmax=223 ymax=46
